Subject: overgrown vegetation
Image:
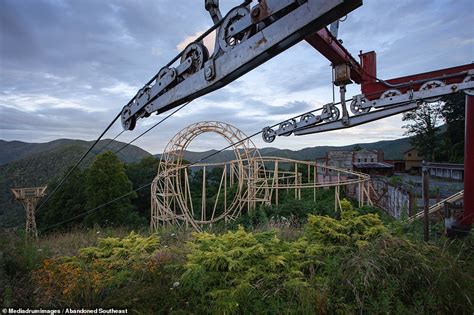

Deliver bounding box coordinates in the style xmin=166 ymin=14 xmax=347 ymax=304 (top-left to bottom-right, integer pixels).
xmin=2 ymin=200 xmax=473 ymax=313
xmin=2 ymin=140 xmax=472 ymax=312
xmin=38 ymin=152 xmax=153 ymax=231
xmin=37 ymin=152 xmax=337 ymax=234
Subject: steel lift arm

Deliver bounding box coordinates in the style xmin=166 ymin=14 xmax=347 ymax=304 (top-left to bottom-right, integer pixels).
xmin=119 ymin=0 xmax=362 ymax=130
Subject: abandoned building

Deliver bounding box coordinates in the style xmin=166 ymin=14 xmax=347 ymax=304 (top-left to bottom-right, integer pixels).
xmin=403 ymin=147 xmax=424 ymax=172
xmin=326 ymin=149 xmax=394 ymax=176
xmin=427 ymin=162 xmax=464 ymax=181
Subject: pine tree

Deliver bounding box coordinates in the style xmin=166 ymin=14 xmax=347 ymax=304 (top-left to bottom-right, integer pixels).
xmin=84 ymin=151 xmax=139 ymax=226
xmin=440 ymin=93 xmax=465 ymax=162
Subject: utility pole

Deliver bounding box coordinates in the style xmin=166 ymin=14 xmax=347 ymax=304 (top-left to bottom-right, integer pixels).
xmin=422 ymin=162 xmax=430 ymax=242
xmin=11 ymin=186 xmax=47 ymax=241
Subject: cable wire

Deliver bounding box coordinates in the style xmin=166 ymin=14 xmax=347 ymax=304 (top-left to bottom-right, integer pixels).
xmin=97 ymin=130 xmax=125 ymax=153
xmin=80 ymin=129 xmax=126 ymax=166
xmin=38 ymin=125 xmax=266 ymax=232
xmin=39 ymin=182 xmax=152 ymax=233
xmin=187 ymin=130 xmax=263 ymax=167
xmin=39 ymin=101 xmax=191 ymax=231
xmin=36 ymin=78 xmax=466 ymax=231
xmin=38 ymin=129 xmax=261 ymax=233
xmin=114 ymin=102 xmax=190 ymax=155
xmin=36 ymin=111 xmax=122 ymax=213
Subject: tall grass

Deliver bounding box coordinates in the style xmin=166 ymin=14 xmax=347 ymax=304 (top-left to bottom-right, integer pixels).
xmin=1 ymin=206 xmax=473 ymax=313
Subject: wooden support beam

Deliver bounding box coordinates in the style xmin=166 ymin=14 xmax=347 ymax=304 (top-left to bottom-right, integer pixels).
xmin=202 ymin=166 xmax=206 ymax=223
xmin=275 ymin=160 xmax=279 ymax=206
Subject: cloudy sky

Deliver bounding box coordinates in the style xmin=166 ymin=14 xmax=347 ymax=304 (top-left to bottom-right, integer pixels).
xmin=1 ymin=0 xmax=473 ymax=154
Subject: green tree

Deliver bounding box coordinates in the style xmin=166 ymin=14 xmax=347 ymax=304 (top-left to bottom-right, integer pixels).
xmin=439 ymin=93 xmax=465 ymax=162
xmin=125 ymin=156 xmax=160 ymax=220
xmin=402 ymin=102 xmax=442 ymax=161
xmin=84 ymin=151 xmax=141 ymax=226
xmin=38 ymin=167 xmax=87 ymax=230
xmin=352 ymin=144 xmax=362 ymax=152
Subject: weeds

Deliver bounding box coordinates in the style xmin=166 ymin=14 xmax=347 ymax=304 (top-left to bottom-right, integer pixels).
xmin=1 ymin=201 xmax=473 ymax=314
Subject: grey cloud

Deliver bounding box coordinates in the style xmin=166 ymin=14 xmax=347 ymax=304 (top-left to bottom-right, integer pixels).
xmin=1 ymin=0 xmax=209 ymax=86
xmin=264 ymin=101 xmax=313 ymax=116
xmin=1 ymin=0 xmax=473 ymax=153
xmin=339 ymin=0 xmax=473 ymax=76
xmin=0 ymin=105 xmax=110 ymax=137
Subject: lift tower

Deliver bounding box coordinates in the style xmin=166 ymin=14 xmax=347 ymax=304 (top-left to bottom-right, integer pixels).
xmin=11 ymin=186 xmax=47 ymax=240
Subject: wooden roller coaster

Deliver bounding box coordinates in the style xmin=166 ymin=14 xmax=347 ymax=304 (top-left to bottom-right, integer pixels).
xmin=151 ymin=121 xmax=373 ymax=232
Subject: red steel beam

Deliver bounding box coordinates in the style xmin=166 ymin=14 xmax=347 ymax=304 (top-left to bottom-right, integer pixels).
xmin=305 ymin=28 xmax=363 ymax=84
xmin=361 ymin=63 xmax=474 ymax=100
xmin=306 ymin=29 xmax=473 ymax=102
xmin=461 ymin=95 xmax=474 ymax=226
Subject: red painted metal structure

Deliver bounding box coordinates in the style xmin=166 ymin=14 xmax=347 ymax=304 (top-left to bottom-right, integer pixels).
xmin=359 ymin=61 xmax=474 ymax=100
xmin=305 ymin=28 xmax=363 ymax=84
xmin=306 ymin=27 xmax=474 ymax=228
xmin=462 ymin=95 xmax=473 ymax=226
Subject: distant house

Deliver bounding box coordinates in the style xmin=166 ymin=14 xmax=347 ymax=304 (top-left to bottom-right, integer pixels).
xmin=326 ymin=149 xmax=394 ymax=176
xmin=403 ymin=148 xmax=424 ymax=172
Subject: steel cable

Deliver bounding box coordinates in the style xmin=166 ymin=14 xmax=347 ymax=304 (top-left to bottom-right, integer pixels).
xmin=36 ymin=112 xmax=122 ymax=213
xmin=114 ymin=102 xmax=190 ymax=155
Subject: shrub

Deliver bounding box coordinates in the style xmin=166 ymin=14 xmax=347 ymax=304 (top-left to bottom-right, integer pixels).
xmin=181 ymin=227 xmax=315 ymax=314
xmin=34 ymin=232 xmax=161 ymax=307
xmin=303 ymin=199 xmax=387 ymax=249
xmin=14 ymin=206 xmax=474 ymax=314
xmin=180 ymin=208 xmax=388 ymax=314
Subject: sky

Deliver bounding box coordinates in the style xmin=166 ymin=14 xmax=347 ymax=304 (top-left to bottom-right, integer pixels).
xmin=1 ymin=0 xmax=473 ymax=154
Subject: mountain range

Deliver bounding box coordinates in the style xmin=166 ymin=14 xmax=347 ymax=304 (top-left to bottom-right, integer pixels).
xmin=156 ymin=137 xmax=411 ymax=163
xmin=0 ymin=136 xmax=411 ymax=228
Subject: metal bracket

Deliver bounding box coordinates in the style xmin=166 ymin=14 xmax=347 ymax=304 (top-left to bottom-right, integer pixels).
xmin=261 ymin=75 xmax=474 ymax=143
xmin=363 ymin=80 xmax=474 ymax=109
xmin=204 ymin=59 xmax=216 ymax=81
xmin=340 ymin=85 xmax=350 ymax=125
xmin=205 ymin=0 xmax=222 ymax=25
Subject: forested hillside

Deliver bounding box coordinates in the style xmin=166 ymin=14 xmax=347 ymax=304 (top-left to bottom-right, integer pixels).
xmin=0 ymin=135 xmax=413 ymax=228
xmin=0 ymin=138 xmax=151 ymax=165
xmin=0 ymin=140 xmax=151 ymax=228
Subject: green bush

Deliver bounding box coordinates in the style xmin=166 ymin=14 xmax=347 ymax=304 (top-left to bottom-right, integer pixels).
xmin=34 ymin=232 xmax=162 ymax=307
xmin=0 ymin=232 xmax=47 ymax=307
xmin=181 ymin=227 xmax=314 ymax=313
